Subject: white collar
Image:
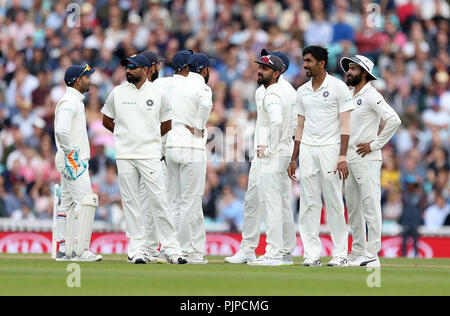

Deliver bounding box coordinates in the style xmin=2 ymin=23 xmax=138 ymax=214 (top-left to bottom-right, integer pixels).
xmin=306 ymin=73 xmax=330 ymax=92
xmin=65 ymin=87 xmax=85 ymax=101
xmin=188 ymin=72 xmax=206 ymax=83
xmin=353 ymin=82 xmax=372 ymax=97
xmin=126 ymin=79 xmax=149 ymax=90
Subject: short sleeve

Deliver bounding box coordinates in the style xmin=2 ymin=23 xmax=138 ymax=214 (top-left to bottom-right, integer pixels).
xmin=296 ymin=89 xmax=305 ymax=116
xmin=337 ymin=83 xmax=355 ymax=113
xmin=101 ymin=90 xmax=116 ymax=119
xmin=159 ymin=92 xmax=172 ymax=123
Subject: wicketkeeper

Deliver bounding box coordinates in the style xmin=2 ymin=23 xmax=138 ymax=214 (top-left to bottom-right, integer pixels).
xmin=54 ymin=64 xmax=102 ymax=262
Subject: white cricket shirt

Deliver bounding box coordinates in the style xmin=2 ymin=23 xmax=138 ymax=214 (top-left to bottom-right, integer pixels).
xmin=165 ymin=72 xmax=213 ymax=150
xmin=101 ymin=80 xmax=172 ymax=159
xmin=348 ymin=82 xmax=401 ymax=163
xmin=296 ymin=73 xmax=355 ymax=146
xmin=54 ymin=87 xmax=90 ymax=172
xmin=255 ymin=75 xmax=297 ymax=157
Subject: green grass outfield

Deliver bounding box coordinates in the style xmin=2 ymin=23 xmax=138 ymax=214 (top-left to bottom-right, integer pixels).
xmin=0 ymin=254 xmax=449 ymax=296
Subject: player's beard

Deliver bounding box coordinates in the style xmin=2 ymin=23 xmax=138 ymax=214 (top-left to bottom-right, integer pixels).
xmin=346 ymin=74 xmax=362 ymax=86
xmin=257 ymin=73 xmax=270 ymax=85
xmin=126 ymin=73 xmax=141 ymax=84
xmin=151 ymin=69 xmax=159 ymax=82
xmin=204 ymin=68 xmax=210 ymax=84
xmin=304 ymin=67 xmax=312 ymax=78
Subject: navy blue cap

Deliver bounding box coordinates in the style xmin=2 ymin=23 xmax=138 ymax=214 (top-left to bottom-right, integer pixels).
xmin=188 ymin=53 xmax=216 ymax=72
xmin=140 ymin=50 xmax=166 ymax=66
xmin=171 ymin=50 xmax=194 ymax=72
xmin=121 ymin=54 xmax=150 ymax=68
xmin=261 ymin=48 xmax=289 ymax=72
xmin=64 ymin=64 xmax=95 ymax=86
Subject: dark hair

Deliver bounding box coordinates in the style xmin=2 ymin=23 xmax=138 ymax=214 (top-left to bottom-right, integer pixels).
xmin=303 ymin=45 xmax=328 ymax=69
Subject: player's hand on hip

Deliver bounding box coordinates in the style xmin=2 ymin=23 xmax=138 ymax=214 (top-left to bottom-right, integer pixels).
xmin=356 ymin=141 xmax=373 ymax=157
xmin=334 ymin=156 xmax=348 ymax=180
xmin=185 ymin=124 xmax=204 ymax=137
xmin=287 ymin=161 xmax=297 ymax=181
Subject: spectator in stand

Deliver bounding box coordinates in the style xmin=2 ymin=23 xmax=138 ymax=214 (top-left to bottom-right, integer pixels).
xmin=31 ymin=71 xmax=51 ymax=108
xmin=382 ymin=188 xmax=403 ymax=227
xmin=331 ymin=4 xmax=354 ymax=44
xmin=0 ymin=175 xmax=8 ymax=217
xmin=400 ymin=175 xmax=426 ymax=257
xmin=304 ymin=6 xmax=333 ymax=46
xmin=424 ymin=193 xmax=450 ymax=230
xmin=8 ymin=9 xmax=35 ymax=51
xmin=217 ymin=184 xmax=244 ymax=232
xmin=24 ymin=116 xmax=45 ymax=151
xmin=4 ymin=180 xmax=33 ymax=218
xmin=354 ymin=13 xmax=383 ymax=58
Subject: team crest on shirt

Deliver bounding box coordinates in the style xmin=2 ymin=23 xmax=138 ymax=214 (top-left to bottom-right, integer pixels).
xmin=146 ymin=99 xmax=153 ymax=109
xmin=323 ymin=91 xmax=329 ymax=98
xmin=357 ymin=99 xmax=362 ymax=106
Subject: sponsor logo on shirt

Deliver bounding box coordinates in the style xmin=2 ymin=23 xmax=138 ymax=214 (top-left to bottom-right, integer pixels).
xmin=357 ymin=99 xmax=362 ymax=106
xmin=323 ymin=91 xmax=329 ymax=98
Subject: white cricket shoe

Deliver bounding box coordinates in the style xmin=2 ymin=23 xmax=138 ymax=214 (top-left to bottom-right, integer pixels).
xmin=327 ymin=257 xmax=348 ymax=267
xmin=71 ymin=250 xmax=103 ymax=262
xmin=247 ymin=256 xmax=284 ymax=266
xmin=361 ymin=256 xmax=381 ymax=267
xmin=347 ymin=253 xmax=366 ymax=267
xmin=302 ymin=258 xmax=322 ymax=267
xmin=186 ymin=253 xmax=208 ymax=264
xmin=56 ymin=254 xmax=72 ymax=262
xmin=167 ymin=255 xmax=188 ymax=265
xmin=224 ymin=250 xmax=256 ymax=264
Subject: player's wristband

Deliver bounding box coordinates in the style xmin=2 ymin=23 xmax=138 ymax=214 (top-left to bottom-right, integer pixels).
xmin=338 ymin=155 xmax=346 ymax=163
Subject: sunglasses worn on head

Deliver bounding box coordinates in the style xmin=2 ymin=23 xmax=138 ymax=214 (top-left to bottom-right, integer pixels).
xmin=124 ymin=64 xmax=140 ymax=70
xmin=80 ymin=64 xmax=92 ymax=76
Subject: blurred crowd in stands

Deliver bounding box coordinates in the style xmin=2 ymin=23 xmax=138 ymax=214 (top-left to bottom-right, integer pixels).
xmin=0 ymin=0 xmax=448 ymax=237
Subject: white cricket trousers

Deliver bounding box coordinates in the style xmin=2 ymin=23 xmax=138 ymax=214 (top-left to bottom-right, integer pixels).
xmin=298 ymin=143 xmax=348 ymax=260
xmin=165 ymin=147 xmax=207 ymax=257
xmin=116 ymin=159 xmax=181 ymax=259
xmin=240 ymin=156 xmax=296 ymax=259
xmin=56 ymin=170 xmax=93 ymax=244
xmin=345 ymin=160 xmax=382 ymax=259
xmin=141 ymin=160 xmax=169 ymax=257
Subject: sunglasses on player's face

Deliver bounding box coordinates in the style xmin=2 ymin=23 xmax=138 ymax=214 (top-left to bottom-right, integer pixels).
xmin=124 ymin=64 xmax=140 ymax=70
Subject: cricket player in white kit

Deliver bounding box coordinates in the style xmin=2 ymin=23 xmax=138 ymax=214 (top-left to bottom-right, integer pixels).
xmin=288 ymin=46 xmax=355 ymax=267
xmin=140 ymin=49 xmax=194 ymax=262
xmin=165 ymin=53 xmax=214 ymax=264
xmin=340 ymin=55 xmax=401 ymax=267
xmin=54 ymin=64 xmax=102 ymax=262
xmin=101 ymin=54 xmax=186 ymax=264
xmin=225 ymin=49 xmax=297 ymax=265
